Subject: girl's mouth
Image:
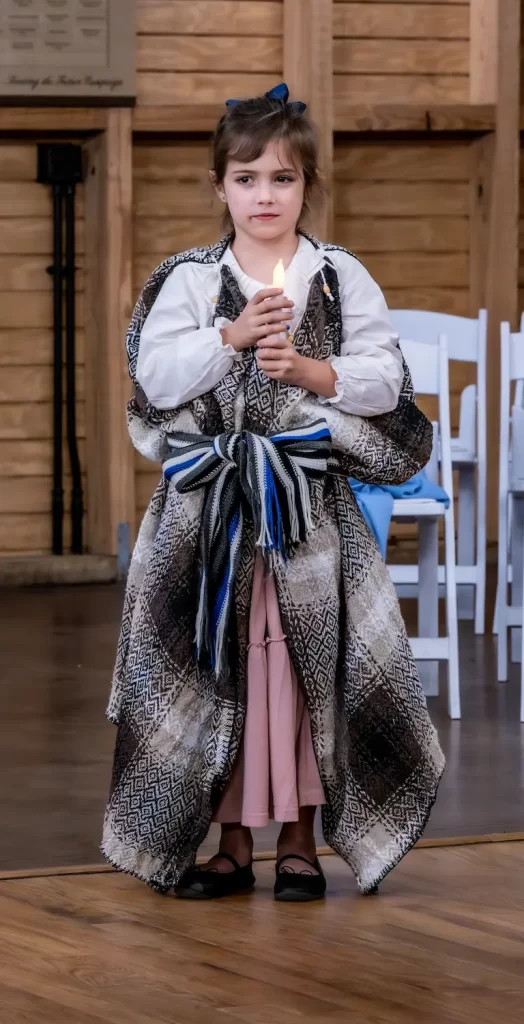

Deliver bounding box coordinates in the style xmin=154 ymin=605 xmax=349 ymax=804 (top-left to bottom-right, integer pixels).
xmin=253 ymin=213 xmax=279 ymax=220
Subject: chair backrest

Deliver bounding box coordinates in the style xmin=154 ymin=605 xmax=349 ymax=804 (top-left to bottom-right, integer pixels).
xmin=514 ymin=312 xmax=524 ymax=408
xmin=391 ymin=308 xmax=487 ymax=465
xmin=401 ymin=336 xmax=453 ymax=500
xmin=500 ymin=324 xmax=524 ymax=494
xmin=389 ymin=310 xmax=486 ymax=364
xmin=502 ymin=326 xmax=524 ymax=384
xmin=401 ymin=338 xmax=440 ymax=396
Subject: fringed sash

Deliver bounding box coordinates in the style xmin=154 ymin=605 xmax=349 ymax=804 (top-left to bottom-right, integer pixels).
xmin=163 ymin=420 xmax=331 ymax=679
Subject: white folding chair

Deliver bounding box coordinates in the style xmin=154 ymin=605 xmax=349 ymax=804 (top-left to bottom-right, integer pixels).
xmin=493 ymin=312 xmax=524 ymax=636
xmin=496 ymin=322 xmax=524 ymax=720
xmin=388 ymin=335 xmax=460 ymax=719
xmin=390 ymin=310 xmax=487 ymax=634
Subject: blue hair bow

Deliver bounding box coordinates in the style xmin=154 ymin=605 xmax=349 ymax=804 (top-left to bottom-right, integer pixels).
xmin=225 ymin=82 xmax=307 ymax=115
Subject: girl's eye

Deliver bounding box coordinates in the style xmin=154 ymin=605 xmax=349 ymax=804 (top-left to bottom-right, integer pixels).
xmin=275 ymin=175 xmax=294 ymax=183
xmin=236 ymin=176 xmax=251 ymax=184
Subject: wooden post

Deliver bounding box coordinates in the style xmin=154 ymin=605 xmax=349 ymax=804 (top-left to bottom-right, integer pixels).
xmin=283 ymin=0 xmax=333 ymax=240
xmin=470 ymin=0 xmax=498 ymax=103
xmin=469 ymin=134 xmax=494 ymax=316
xmin=84 ymin=109 xmax=135 ymax=566
xmin=483 ymin=0 xmax=521 ymax=543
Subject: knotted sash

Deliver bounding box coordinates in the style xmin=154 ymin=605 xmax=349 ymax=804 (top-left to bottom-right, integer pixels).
xmin=163 ymin=420 xmax=331 ymax=680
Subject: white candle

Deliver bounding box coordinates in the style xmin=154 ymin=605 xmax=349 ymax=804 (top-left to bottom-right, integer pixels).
xmin=272 ymin=259 xmax=286 ymax=290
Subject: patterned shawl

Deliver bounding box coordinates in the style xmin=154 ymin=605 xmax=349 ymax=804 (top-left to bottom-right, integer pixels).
xmin=102 ymin=234 xmax=445 ymax=894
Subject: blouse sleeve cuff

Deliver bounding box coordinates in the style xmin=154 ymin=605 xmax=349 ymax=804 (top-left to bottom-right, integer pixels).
xmin=214 ymin=318 xmax=243 ymax=361
xmin=317 ymin=361 xmax=345 ymax=406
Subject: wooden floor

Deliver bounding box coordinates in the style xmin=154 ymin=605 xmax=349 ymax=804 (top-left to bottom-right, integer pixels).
xmin=1 ymin=580 xmax=524 ymax=871
xmin=1 ymin=843 xmax=523 ymax=1023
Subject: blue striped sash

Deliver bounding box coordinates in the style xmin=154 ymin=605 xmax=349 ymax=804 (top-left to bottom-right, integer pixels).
xmin=163 ymin=421 xmax=331 ymax=680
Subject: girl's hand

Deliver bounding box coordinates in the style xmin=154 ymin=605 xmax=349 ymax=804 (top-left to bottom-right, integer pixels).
xmin=256 ymin=332 xmax=305 ymax=384
xmin=220 ymin=288 xmax=294 ymax=353
xmin=257 ymin=334 xmax=339 ymax=398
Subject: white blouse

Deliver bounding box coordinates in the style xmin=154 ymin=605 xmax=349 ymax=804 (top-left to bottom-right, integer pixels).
xmin=136 ymin=235 xmax=403 ymax=417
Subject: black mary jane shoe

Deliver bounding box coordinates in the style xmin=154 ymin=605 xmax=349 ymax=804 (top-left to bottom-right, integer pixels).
xmin=175 ymin=853 xmax=255 ymax=900
xmin=274 ymin=854 xmax=327 ymax=903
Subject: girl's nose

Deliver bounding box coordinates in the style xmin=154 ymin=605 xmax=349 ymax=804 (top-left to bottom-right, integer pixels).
xmin=257 ymin=183 xmax=274 ymax=204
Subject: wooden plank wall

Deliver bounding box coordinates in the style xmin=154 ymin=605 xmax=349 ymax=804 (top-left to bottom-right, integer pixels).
xmin=334 ymin=136 xmax=473 ymax=544
xmin=84 ymin=111 xmax=135 ymax=561
xmin=134 ymin=140 xmax=222 ymax=520
xmin=333 ymin=0 xmax=470 ymax=109
xmin=519 ymin=148 xmax=524 ymax=321
xmin=0 ymin=143 xmax=85 ymax=555
xmin=520 ymin=2 xmax=524 ymax=321
xmin=136 ymin=0 xmax=283 ymax=107
xmin=334 ymin=138 xmax=471 ymax=317
xmin=1 ymin=0 xmax=508 ymax=553
xmin=333 ymin=137 xmax=473 ymax=414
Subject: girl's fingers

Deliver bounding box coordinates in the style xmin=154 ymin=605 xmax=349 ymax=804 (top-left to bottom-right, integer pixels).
xmin=254 ymin=311 xmax=293 ymax=327
xmin=257 ymin=346 xmax=285 ymax=357
xmin=253 ymin=287 xmax=294 ymax=305
xmin=253 ymin=323 xmax=289 ymax=339
xmin=257 ymin=332 xmax=290 ymax=347
xmin=252 ymin=288 xmax=284 ymax=305
xmin=254 ymin=310 xmax=292 ymax=327
xmin=258 ymin=295 xmax=294 ymax=312
xmin=257 ymin=357 xmax=283 ymax=369
xmin=255 ymin=346 xmax=288 ymax=362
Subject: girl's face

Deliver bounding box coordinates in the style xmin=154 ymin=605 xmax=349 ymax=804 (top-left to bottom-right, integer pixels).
xmin=218 ymin=138 xmax=305 ymax=240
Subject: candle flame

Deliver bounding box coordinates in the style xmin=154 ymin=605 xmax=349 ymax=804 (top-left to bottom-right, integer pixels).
xmin=272 ymin=259 xmax=286 ymax=289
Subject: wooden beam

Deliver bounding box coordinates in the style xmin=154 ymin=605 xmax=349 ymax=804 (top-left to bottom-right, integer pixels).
xmin=426 ymin=105 xmax=495 ymax=133
xmin=0 ymin=102 xmax=497 ymax=139
xmin=484 ymin=0 xmax=521 ymax=544
xmin=283 ymin=0 xmax=333 ymax=239
xmin=132 ymin=104 xmax=223 ymax=133
xmin=132 ymin=103 xmax=497 ymax=137
xmin=84 ymin=109 xmax=135 ymax=564
xmin=0 ymin=107 xmax=108 ymax=132
xmin=470 ymin=0 xmax=498 ymax=103
xmin=334 ymin=104 xmax=496 ymax=134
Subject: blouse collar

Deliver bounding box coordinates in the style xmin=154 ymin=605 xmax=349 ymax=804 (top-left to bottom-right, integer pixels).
xmin=219 ymin=233 xmax=326 ymax=289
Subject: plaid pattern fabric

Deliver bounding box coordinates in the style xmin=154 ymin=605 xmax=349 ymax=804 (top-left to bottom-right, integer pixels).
xmin=102 ymin=235 xmax=445 ymax=894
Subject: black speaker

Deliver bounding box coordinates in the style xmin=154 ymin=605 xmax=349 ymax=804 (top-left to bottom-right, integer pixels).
xmin=37 ymin=143 xmax=83 ymax=186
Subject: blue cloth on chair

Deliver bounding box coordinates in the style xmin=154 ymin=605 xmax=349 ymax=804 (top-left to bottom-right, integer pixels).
xmin=349 ymin=471 xmax=449 ymax=558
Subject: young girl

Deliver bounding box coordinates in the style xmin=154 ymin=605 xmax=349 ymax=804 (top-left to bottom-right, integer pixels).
xmin=103 ymin=84 xmax=445 ymax=902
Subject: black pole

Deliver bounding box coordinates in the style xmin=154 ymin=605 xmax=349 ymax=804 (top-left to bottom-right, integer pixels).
xmin=38 ymin=143 xmax=84 ymax=556
xmin=65 ymin=183 xmax=83 ymax=553
xmin=51 ymin=183 xmax=64 ymax=555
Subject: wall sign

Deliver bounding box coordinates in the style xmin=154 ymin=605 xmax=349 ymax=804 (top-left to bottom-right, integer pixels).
xmin=0 ymin=0 xmax=135 ymax=104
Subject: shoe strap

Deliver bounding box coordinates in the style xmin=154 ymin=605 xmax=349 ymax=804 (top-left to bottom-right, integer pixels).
xmin=213 ymin=852 xmax=244 ymax=871
xmin=276 ymin=853 xmax=320 ymax=874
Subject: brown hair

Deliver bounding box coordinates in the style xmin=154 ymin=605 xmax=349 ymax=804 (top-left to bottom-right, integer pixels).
xmin=211 ymin=91 xmax=322 ymax=233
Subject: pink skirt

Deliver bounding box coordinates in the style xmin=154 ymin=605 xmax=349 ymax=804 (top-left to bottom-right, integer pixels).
xmin=213 ymin=555 xmax=326 ymax=827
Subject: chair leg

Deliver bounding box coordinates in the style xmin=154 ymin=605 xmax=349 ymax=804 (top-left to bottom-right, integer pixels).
xmin=510 ymin=497 xmax=524 ymax=664
xmin=457 ymin=465 xmax=475 ymax=622
xmin=521 ymin=648 xmax=524 ymax=723
xmin=521 ymin=536 xmax=524 ymax=723
xmin=474 ymin=563 xmax=486 ymax=636
xmin=497 ymin=613 xmax=508 ymax=681
xmin=417 ymin=518 xmax=439 ymax=698
xmin=444 ymin=508 xmax=461 ymax=719
xmin=492 ymin=581 xmax=500 ymax=635
xmin=497 ymin=497 xmax=509 ymax=682
xmin=474 ymin=470 xmax=486 ymax=636
xmin=495 ymin=493 xmax=513 ymax=635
